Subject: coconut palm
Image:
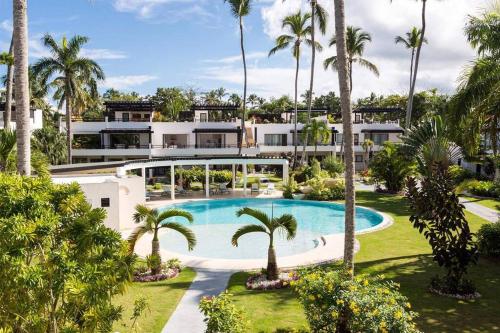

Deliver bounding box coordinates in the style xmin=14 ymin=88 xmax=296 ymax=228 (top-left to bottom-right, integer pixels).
xmin=1 ymin=35 xmax=13 ymax=130
xmin=13 ymin=0 xmax=31 ymax=175
xmin=361 ymin=138 xmax=374 ymax=170
xmin=324 ymin=26 xmax=379 ymax=93
xmin=332 ymin=0 xmax=356 ymax=276
xmin=32 ymin=34 xmax=105 ymax=164
xmin=300 ymin=0 xmax=328 ymax=165
xmin=269 ymin=11 xmax=322 ymax=168
xmin=224 ymin=0 xmax=251 ymax=154
xmin=128 ymin=205 xmax=196 ymax=275
xmin=302 ymin=119 xmax=330 ymax=158
xmin=232 ymin=207 xmax=297 ymax=280
xmin=395 ymin=27 xmax=428 ymax=104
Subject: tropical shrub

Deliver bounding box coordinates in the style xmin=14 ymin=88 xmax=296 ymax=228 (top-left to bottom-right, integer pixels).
xmin=164 ymin=258 xmax=183 ymax=270
xmin=283 ymin=176 xmax=299 ymax=199
xmin=153 ymin=182 xmax=163 ymax=190
xmin=293 ymin=268 xmax=421 ymax=333
xmin=406 ymin=168 xmax=479 ymax=296
xmin=199 ymin=291 xmax=248 ymax=333
xmin=369 ymin=142 xmax=414 ymax=192
xmin=210 ymin=170 xmax=232 ymax=183
xmin=468 ymin=180 xmax=500 ymax=198
xmin=0 ymin=174 xmax=134 ymax=332
xmin=322 ymin=155 xmax=345 ymax=177
xmin=304 ymin=177 xmax=345 ymax=201
xmin=477 ymin=223 xmax=500 ymax=258
xmin=448 ymin=165 xmax=475 ymax=185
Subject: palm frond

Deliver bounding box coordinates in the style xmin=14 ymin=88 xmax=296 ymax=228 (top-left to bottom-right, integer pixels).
xmin=158 ymin=208 xmax=194 ymax=224
xmin=231 ymin=224 xmax=268 ymax=247
xmin=356 ymin=58 xmax=380 ymax=77
xmin=323 ymin=56 xmax=339 ymax=71
xmin=236 ymin=207 xmax=272 ymax=229
xmin=127 ymin=224 xmax=151 ymax=253
xmin=133 ymin=204 xmax=154 ymax=224
xmin=273 ymin=214 xmax=297 ymax=240
xmin=161 ymin=222 xmax=197 ymax=250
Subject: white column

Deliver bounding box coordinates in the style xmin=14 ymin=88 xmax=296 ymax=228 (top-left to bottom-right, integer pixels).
xmin=205 ymin=163 xmax=210 ymax=198
xmin=232 ymin=164 xmax=236 ymax=191
xmin=170 ymin=165 xmax=175 ymax=200
xmin=243 ymin=163 xmax=248 ymax=196
xmin=148 ymin=168 xmax=154 ymax=178
xmin=141 ymin=167 xmax=146 ymax=178
xmin=282 ymin=161 xmax=289 ymax=185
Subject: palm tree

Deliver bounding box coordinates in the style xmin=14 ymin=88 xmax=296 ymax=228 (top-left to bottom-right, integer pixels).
xmin=32 ymin=34 xmax=105 ymax=164
xmin=32 ymin=127 xmax=67 ymax=165
xmin=395 ymin=27 xmax=428 ymax=103
xmin=224 ymin=0 xmax=251 ymax=155
xmin=332 ymin=0 xmax=356 ymax=276
xmin=302 ymin=119 xmax=330 ymax=158
xmin=301 ymin=1 xmax=328 ymax=165
xmin=0 ymin=129 xmax=16 ymax=171
xmin=13 ymin=0 xmax=30 ymax=175
xmin=269 ymin=11 xmax=322 ymax=168
xmin=1 ymin=35 xmax=14 ymax=130
xmin=324 ymin=26 xmax=379 ymax=93
xmin=361 ymin=138 xmax=374 ymax=170
xmin=232 ymin=207 xmax=297 ymax=280
xmin=128 ymin=205 xmax=196 ymax=275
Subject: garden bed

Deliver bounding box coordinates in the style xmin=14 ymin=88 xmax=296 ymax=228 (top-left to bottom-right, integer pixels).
xmin=246 ymin=271 xmax=299 ymax=290
xmin=133 ymin=268 xmax=180 ymax=283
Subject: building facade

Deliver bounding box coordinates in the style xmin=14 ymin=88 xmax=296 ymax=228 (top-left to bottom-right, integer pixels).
xmin=0 ymin=103 xmax=43 ymax=130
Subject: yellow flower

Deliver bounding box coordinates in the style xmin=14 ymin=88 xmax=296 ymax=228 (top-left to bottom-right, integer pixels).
xmin=380 ymin=321 xmax=387 ymax=328
xmin=308 ymin=295 xmax=315 ymax=301
xmin=363 ymin=279 xmax=369 ymax=286
xmin=405 ymin=302 xmax=412 ymax=309
xmin=395 ymin=310 xmax=403 ymax=319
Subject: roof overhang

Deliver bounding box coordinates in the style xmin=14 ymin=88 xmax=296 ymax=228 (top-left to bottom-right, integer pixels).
xmin=361 ymin=129 xmax=404 ymax=134
xmin=193 ymin=128 xmax=240 ymax=134
xmin=100 ymin=128 xmax=153 ymax=134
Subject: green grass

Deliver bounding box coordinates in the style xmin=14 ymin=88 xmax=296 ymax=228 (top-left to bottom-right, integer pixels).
xmin=227 ymin=191 xmax=500 ymax=333
xmin=461 ymin=195 xmax=500 ymax=212
xmin=112 ymin=268 xmax=196 ymax=333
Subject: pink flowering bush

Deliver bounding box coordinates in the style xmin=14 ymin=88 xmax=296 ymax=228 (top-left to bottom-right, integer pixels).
xmin=246 ymin=271 xmax=299 ymax=290
xmin=292 ymin=268 xmax=421 ymax=333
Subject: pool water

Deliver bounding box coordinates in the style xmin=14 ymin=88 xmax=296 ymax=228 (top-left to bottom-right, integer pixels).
xmin=158 ymin=198 xmax=384 ymax=260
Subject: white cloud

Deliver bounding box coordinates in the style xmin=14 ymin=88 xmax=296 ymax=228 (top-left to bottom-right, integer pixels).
xmin=81 ymin=48 xmax=127 ymax=60
xmin=0 ymin=20 xmax=12 ymax=33
xmin=112 ymin=0 xmax=214 ymax=22
xmin=203 ymin=0 xmax=484 ymax=99
xmin=203 ymin=52 xmax=268 ymax=64
xmin=102 ymin=75 xmax=157 ymax=90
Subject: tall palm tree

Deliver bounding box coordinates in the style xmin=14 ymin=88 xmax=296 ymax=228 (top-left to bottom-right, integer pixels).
xmin=361 ymin=138 xmax=374 ymax=170
xmin=333 ymin=0 xmax=356 ymax=276
xmin=395 ymin=27 xmax=428 ymax=99
xmin=302 ymin=119 xmax=330 ymax=158
xmin=301 ymin=1 xmax=328 ymax=165
xmin=269 ymin=11 xmax=321 ymax=168
xmin=128 ymin=205 xmax=196 ymax=275
xmin=324 ymin=26 xmax=379 ymax=93
xmin=32 ymin=34 xmax=105 ymax=164
xmin=232 ymin=207 xmax=297 ymax=280
xmin=13 ymin=0 xmax=30 ymax=175
xmin=224 ymin=0 xmax=251 ymax=155
xmin=1 ymin=35 xmax=14 ymax=130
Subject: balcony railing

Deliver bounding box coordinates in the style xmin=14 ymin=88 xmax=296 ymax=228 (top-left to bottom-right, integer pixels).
xmin=72 ymin=143 xmax=259 ymax=150
xmin=71 ymin=116 xmax=151 ymax=122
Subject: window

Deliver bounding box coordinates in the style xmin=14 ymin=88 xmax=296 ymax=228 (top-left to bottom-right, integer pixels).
xmin=369 ymin=133 xmax=389 ymax=145
xmin=264 ymin=134 xmax=286 ymax=146
xmin=101 ymin=198 xmax=110 ymax=207
xmin=355 ymin=155 xmax=363 ymax=163
xmin=200 ymin=113 xmax=208 ymax=122
xmin=335 ymin=133 xmax=343 ymax=145
xmin=122 ymin=113 xmax=129 ymax=122
xmin=354 ymin=134 xmax=359 ymax=146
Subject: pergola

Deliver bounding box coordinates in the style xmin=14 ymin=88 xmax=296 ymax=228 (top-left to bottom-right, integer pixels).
xmin=116 ymin=156 xmax=289 ymax=200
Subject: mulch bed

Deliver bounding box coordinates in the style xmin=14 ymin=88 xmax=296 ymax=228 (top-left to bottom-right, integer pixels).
xmin=133 ymin=268 xmax=180 ymax=283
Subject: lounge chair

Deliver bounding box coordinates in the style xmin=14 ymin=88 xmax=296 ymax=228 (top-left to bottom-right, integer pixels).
xmin=219 ymin=183 xmax=230 ymax=195
xmin=265 ymin=183 xmax=275 ymax=194
xmin=251 ymin=183 xmax=260 ymax=194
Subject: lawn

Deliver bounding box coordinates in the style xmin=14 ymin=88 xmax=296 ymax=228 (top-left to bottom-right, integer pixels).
xmin=227 ymin=191 xmax=500 ymax=333
xmin=112 ymin=268 xmax=196 ymax=333
xmin=461 ymin=195 xmax=500 ymax=212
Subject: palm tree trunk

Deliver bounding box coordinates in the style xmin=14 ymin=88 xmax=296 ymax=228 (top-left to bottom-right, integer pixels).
xmin=13 ymin=0 xmax=31 ymax=176
xmin=152 ymin=229 xmax=161 ymax=275
xmin=405 ymin=0 xmax=427 ymax=129
xmin=301 ymin=0 xmax=317 ymax=166
xmin=238 ymin=15 xmax=247 ymax=156
xmin=349 ymin=60 xmax=353 ymax=93
xmin=66 ymin=94 xmax=73 ymax=164
xmin=293 ymin=53 xmax=300 ymax=170
xmin=334 ymin=0 xmax=355 ymax=276
xmin=4 ymin=35 xmax=14 ymax=130
xmin=267 ymin=245 xmax=278 ymax=280
xmin=409 ymin=48 xmax=415 ymax=93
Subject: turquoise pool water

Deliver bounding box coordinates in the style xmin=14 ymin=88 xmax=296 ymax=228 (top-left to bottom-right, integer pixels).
xmin=158 ymin=198 xmax=384 ymax=260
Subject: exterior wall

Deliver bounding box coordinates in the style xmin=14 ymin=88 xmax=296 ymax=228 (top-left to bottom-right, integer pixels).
xmin=0 ymin=109 xmax=43 ymax=130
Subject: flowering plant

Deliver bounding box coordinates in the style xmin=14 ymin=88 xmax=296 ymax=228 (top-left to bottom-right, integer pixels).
xmin=199 ymin=291 xmax=248 ymax=333
xmin=246 ymin=271 xmax=299 ymax=290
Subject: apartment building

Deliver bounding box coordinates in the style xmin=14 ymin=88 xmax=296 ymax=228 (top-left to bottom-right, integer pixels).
xmin=0 ymin=103 xmax=43 ymax=130
xmin=69 ymin=101 xmax=404 ymax=170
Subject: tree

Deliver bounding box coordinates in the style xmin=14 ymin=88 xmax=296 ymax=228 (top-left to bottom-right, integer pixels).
xmin=332 ymin=0 xmax=356 ymax=275
xmin=269 ymin=11 xmax=321 ymax=168
xmin=232 ymin=207 xmax=297 ymax=280
xmin=103 ymin=88 xmax=141 ymax=101
xmin=32 ymin=127 xmax=67 ymax=165
xmin=128 ymin=205 xmax=196 ymax=275
xmin=224 ymin=0 xmax=251 ymax=155
xmin=395 ymin=27 xmax=428 ymax=100
xmin=324 ymin=26 xmax=379 ymax=93
xmin=1 ymin=34 xmax=14 ymax=130
xmin=0 ymin=174 xmax=134 ymax=331
xmin=369 ymin=142 xmax=414 ymax=192
xmin=149 ymin=87 xmax=191 ymax=121
xmin=301 ymin=0 xmax=328 ymax=165
xmin=32 ymin=34 xmax=105 ymax=164
xmin=361 ymin=138 xmax=374 ymax=170
xmin=302 ymin=119 xmax=330 ymax=158
xmin=13 ymin=0 xmax=31 ymax=175
xmin=0 ymin=129 xmax=16 ymax=171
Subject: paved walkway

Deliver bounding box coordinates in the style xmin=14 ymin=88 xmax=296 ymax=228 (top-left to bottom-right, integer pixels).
xmin=162 ymin=269 xmax=236 ymax=333
xmin=459 ymin=197 xmax=499 ymax=223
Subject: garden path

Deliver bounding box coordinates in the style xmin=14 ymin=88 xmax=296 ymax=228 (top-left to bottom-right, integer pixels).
xmin=459 ymin=197 xmax=499 ymax=223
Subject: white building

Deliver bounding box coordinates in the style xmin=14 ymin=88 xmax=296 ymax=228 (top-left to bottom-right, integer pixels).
xmin=0 ymin=103 xmax=43 ymax=130
xmin=68 ymin=101 xmax=404 ymax=171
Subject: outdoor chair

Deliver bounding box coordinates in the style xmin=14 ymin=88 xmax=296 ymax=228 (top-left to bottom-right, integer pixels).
xmin=219 ymin=183 xmax=230 ymax=195
xmin=265 ymin=183 xmax=275 ymax=194
xmin=251 ymin=183 xmax=260 ymax=194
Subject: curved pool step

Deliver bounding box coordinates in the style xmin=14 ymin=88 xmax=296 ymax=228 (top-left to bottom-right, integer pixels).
xmin=313 ymin=236 xmax=328 ymax=248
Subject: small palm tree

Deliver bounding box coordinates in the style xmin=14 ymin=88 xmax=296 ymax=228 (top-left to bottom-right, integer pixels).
xmin=269 ymin=11 xmax=322 ymax=168
xmin=324 ymin=26 xmax=379 ymax=93
xmin=232 ymin=207 xmax=297 ymax=280
xmin=361 ymin=138 xmax=374 ymax=170
xmin=302 ymin=119 xmax=330 ymax=158
xmin=128 ymin=205 xmax=196 ymax=275
xmin=395 ymin=27 xmax=428 ymax=95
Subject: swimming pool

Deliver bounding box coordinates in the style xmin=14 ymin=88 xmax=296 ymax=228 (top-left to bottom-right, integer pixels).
xmin=158 ymin=198 xmax=384 ymax=260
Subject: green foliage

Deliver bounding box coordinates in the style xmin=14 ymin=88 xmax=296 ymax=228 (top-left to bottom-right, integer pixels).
xmin=293 ymin=268 xmax=420 ymax=333
xmin=311 ymin=159 xmax=321 ymax=177
xmin=176 ymin=167 xmax=232 ymax=188
xmin=321 ymin=155 xmax=345 ymax=177
xmin=304 ymin=177 xmax=345 ymax=201
xmin=468 ymin=180 xmax=500 ymax=198
xmin=448 ymin=165 xmax=475 ymax=185
xmin=130 ymin=297 xmax=149 ymax=333
xmin=477 ymin=223 xmax=500 ymax=257
xmin=370 ymin=142 xmax=414 ymax=192
xmin=153 ymin=183 xmax=163 ymax=190
xmin=210 ymin=170 xmax=232 ymax=183
xmin=283 ymin=176 xmax=299 ymax=199
xmin=164 ymin=258 xmax=182 ymax=271
xmin=0 ymin=174 xmax=134 ymax=332
xmin=406 ymin=168 xmax=479 ymax=295
xmin=148 ymin=87 xmax=194 ymax=121
xmin=0 ymin=129 xmax=16 ymax=171
xmin=32 ymin=127 xmax=67 ymax=165
xmin=199 ymin=291 xmax=248 ymax=333
xmin=146 ymin=254 xmax=162 ymax=271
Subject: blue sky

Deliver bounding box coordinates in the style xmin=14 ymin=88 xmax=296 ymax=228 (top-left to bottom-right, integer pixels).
xmin=0 ymin=0 xmax=487 ymax=100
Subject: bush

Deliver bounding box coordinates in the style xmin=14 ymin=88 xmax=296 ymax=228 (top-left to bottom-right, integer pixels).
xmin=369 ymin=142 xmax=414 ymax=193
xmin=448 ymin=165 xmax=475 ymax=185
xmin=146 ymin=254 xmax=162 ymax=272
xmin=210 ymin=170 xmax=232 ymax=184
xmin=134 ymin=260 xmax=150 ymax=275
xmin=304 ymin=177 xmax=345 ymax=201
xmin=469 ymin=181 xmax=500 ymax=198
xmin=322 ymin=155 xmax=345 ymax=177
xmin=477 ymin=223 xmax=500 ymax=257
xmin=283 ymin=176 xmax=299 ymax=199
xmin=153 ymin=183 xmax=163 ymax=190
xmin=199 ymin=291 xmax=248 ymax=333
xmin=164 ymin=258 xmax=183 ymax=270
xmin=293 ymin=268 xmax=421 ymax=333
